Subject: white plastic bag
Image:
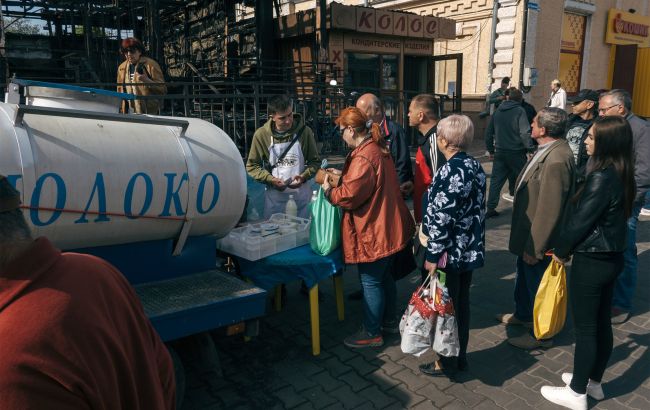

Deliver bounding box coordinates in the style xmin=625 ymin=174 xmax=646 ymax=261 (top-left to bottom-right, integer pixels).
xmin=400 ymin=273 xmax=437 ymax=357
xmin=432 ymin=314 xmax=460 ymax=357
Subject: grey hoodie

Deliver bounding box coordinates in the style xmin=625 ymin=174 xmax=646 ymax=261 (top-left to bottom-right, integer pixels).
xmin=485 ymin=100 xmax=533 ymax=154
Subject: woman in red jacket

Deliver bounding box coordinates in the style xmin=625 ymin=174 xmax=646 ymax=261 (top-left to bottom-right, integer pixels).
xmin=322 ymin=107 xmax=415 ymax=348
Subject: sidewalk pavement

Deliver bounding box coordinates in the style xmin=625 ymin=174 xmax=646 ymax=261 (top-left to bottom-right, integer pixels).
xmin=180 ymin=151 xmax=650 ymax=410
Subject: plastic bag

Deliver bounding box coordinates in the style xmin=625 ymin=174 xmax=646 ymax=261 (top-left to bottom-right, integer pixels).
xmin=533 ymin=259 xmax=567 ymax=339
xmin=432 ymin=314 xmax=460 ymax=357
xmin=309 ymin=187 xmax=342 ymax=256
xmin=399 ymin=273 xmax=438 ymax=356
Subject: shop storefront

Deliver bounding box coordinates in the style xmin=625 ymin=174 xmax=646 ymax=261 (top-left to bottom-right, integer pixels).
xmin=276 ymin=3 xmax=458 ymax=121
xmin=605 ymin=9 xmax=650 ymax=117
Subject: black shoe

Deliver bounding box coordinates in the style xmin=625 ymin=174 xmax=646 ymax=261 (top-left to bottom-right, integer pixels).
xmin=419 ymin=361 xmax=456 ymax=377
xmin=485 ymin=209 xmax=499 ymax=219
xmin=348 ymin=289 xmax=364 ymax=301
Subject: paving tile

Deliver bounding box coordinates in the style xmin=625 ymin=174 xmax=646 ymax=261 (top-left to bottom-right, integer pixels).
xmin=328 ymin=385 xmax=368 ymax=409
xmin=391 ymin=369 xmax=430 ymax=392
xmin=338 ymin=370 xmax=372 ymax=392
xmin=444 ymin=383 xmax=489 ymax=407
xmin=415 ymin=383 xmax=455 ymax=408
xmin=311 ymin=370 xmax=345 ymax=392
xmin=410 ymin=400 xmax=436 ymax=410
xmin=472 ymin=384 xmax=517 ymax=407
xmin=384 ymin=385 xmax=427 ymax=408
xmin=357 ymin=386 xmax=398 ymax=409
xmin=503 ymin=380 xmax=545 ymax=407
xmin=300 ymin=385 xmax=338 ymax=409
xmin=322 ymin=356 xmax=354 ymax=377
xmin=273 ymin=385 xmax=308 ymax=409
xmin=346 ymin=356 xmax=380 ymax=376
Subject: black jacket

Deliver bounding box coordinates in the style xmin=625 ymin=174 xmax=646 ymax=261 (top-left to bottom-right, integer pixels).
xmin=566 ymin=115 xmax=594 ymax=184
xmin=383 ymin=117 xmax=413 ymax=184
xmin=555 ymin=166 xmax=627 ymax=258
xmin=417 ymin=125 xmax=446 ymax=177
xmin=485 ymin=100 xmax=533 ymax=154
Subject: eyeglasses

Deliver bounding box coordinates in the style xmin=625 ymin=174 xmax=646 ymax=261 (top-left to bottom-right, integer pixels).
xmin=598 ymin=104 xmax=620 ymax=114
xmin=122 ymin=47 xmax=140 ymax=54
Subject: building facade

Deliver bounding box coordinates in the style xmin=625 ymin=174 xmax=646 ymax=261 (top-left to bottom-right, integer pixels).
xmin=284 ymin=0 xmax=650 ymax=117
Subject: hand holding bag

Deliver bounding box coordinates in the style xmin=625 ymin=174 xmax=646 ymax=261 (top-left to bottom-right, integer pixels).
xmin=533 ymin=258 xmax=567 ymax=339
xmin=309 ymin=187 xmax=342 ymax=256
xmin=399 ymin=272 xmax=438 ymax=356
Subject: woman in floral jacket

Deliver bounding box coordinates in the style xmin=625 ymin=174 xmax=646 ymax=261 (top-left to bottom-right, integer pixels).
xmin=419 ymin=114 xmax=486 ymax=378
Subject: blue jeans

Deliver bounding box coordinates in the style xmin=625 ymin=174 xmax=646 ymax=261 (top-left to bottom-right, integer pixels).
xmin=358 ymin=255 xmax=396 ymax=336
xmin=613 ymin=200 xmax=642 ymax=311
xmin=514 ymin=255 xmax=551 ymax=322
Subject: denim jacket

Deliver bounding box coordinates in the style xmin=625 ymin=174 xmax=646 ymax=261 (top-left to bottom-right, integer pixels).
xmin=423 ymin=152 xmax=486 ymax=271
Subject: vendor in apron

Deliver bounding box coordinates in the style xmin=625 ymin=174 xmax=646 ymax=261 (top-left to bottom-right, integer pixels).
xmin=246 ymin=94 xmax=320 ymax=219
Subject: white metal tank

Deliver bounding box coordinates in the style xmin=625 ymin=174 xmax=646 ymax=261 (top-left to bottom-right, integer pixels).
xmin=0 ymin=81 xmax=246 ymax=250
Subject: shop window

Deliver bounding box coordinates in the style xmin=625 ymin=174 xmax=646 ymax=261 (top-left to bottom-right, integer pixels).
xmin=382 ymin=55 xmax=398 ymax=90
xmin=559 ymin=12 xmax=586 ymax=94
xmin=344 ymin=53 xmax=399 ymax=91
xmin=345 ymin=53 xmax=380 ymax=89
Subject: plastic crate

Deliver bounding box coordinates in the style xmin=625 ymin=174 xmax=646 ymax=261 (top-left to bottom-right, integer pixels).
xmin=216 ymin=213 xmax=310 ymax=261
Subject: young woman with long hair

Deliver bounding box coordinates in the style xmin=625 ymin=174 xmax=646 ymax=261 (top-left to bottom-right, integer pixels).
xmin=541 ymin=116 xmax=635 ymax=410
xmin=321 ymin=107 xmax=415 ymax=348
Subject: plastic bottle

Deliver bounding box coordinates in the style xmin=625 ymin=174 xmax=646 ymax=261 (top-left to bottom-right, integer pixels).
xmin=311 ymin=190 xmax=318 ymax=203
xmin=285 ymin=194 xmax=298 ymax=217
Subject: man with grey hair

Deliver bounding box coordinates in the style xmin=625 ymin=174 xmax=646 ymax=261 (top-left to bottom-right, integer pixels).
xmin=496 ymin=108 xmax=576 ymax=350
xmin=599 ymin=89 xmax=650 ymax=324
xmin=0 ymin=175 xmax=176 ymax=408
xmin=356 ymin=93 xmax=413 ymax=196
xmin=548 ymin=79 xmax=567 ymax=109
xmin=485 ymin=87 xmax=533 ymax=218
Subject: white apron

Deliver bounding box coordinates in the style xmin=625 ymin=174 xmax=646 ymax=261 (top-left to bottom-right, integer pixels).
xmin=264 ymin=138 xmax=312 ymax=219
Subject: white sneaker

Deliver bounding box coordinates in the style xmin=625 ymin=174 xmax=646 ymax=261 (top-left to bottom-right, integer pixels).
xmin=540 ymin=385 xmax=587 ymax=410
xmin=641 ymin=207 xmax=650 ymax=216
xmin=501 ymin=193 xmax=514 ymax=203
xmin=562 ymin=372 xmax=605 ymax=400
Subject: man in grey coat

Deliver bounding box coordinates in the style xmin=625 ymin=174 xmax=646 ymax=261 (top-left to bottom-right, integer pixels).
xmin=496 ymin=108 xmax=576 ymax=350
xmin=599 ymin=89 xmax=650 ymax=324
xmin=485 ymin=87 xmax=534 ymax=217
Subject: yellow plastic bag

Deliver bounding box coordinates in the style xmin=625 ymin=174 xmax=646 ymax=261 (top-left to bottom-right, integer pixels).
xmin=533 ymin=259 xmax=567 ymax=339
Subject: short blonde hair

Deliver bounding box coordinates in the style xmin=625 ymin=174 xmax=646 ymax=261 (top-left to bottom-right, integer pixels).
xmin=437 ymin=114 xmax=474 ymax=150
xmin=552 ymin=79 xmax=561 ymax=87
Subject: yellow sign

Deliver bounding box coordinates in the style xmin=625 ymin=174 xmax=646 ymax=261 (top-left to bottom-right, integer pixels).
xmin=605 ymin=9 xmax=650 ymax=47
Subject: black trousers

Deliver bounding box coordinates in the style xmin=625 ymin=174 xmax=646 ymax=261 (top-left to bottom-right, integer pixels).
xmin=569 ymin=252 xmax=623 ymax=394
xmin=438 ymin=269 xmax=473 ymax=369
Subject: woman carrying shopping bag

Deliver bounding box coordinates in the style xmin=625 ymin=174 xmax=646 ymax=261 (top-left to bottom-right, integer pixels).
xmin=540 ymin=116 xmax=635 ymax=409
xmin=418 ymin=114 xmax=487 ymax=378
xmin=321 ymin=107 xmax=415 ymax=348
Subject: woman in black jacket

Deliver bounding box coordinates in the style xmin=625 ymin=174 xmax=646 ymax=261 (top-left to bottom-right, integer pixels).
xmin=540 ymin=116 xmax=635 ymax=410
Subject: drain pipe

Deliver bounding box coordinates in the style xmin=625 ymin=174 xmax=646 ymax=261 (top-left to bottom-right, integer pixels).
xmin=519 ymin=0 xmax=530 ymax=92
xmin=481 ymin=0 xmax=500 ymax=116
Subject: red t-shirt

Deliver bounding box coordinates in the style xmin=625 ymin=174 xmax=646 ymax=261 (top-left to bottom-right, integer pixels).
xmin=0 ymin=237 xmax=175 ymax=409
xmin=414 ymin=146 xmax=434 ymax=223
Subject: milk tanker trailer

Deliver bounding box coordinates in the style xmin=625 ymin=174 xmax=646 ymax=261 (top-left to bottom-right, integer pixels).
xmin=0 ymin=80 xmax=267 ymax=395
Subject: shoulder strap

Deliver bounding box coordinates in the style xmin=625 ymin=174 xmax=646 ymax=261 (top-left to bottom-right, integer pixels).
xmin=268 ymin=124 xmax=306 ymax=172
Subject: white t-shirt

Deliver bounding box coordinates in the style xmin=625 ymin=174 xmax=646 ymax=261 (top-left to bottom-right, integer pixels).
xmin=548 ymin=88 xmax=567 ymax=110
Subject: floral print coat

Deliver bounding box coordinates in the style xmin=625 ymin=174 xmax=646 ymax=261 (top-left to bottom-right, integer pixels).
xmin=422 ymin=151 xmax=486 ymax=271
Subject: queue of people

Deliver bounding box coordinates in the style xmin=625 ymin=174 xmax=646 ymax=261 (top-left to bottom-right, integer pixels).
xmin=308 ymin=87 xmax=646 ymax=410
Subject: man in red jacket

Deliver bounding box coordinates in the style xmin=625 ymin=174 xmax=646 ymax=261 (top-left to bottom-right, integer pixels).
xmin=0 ymin=175 xmax=176 ymax=409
